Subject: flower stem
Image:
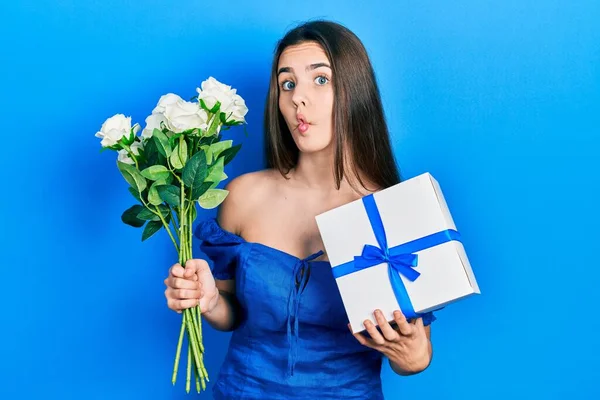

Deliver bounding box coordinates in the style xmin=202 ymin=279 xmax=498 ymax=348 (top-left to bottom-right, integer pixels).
xmin=190 ymin=305 xmax=204 ymax=354
xmin=170 ymin=212 xmax=180 ymax=241
xmin=170 ymin=172 xmax=208 ymax=391
xmin=179 ymin=185 xmax=186 ymax=266
xmin=197 ymin=304 xmax=204 ymax=353
xmin=172 ymin=310 xmax=186 ymax=385
xmin=185 ymin=309 xmax=203 ymax=378
xmin=186 ymin=340 xmax=192 ymax=393
xmin=153 ymin=205 xmax=179 ymax=252
xmin=195 ymin=365 xmax=201 ymax=393
xmin=170 ymin=167 xmax=185 ymax=185
xmin=122 ymin=144 xmax=139 ymax=169
xmin=138 ymin=196 xmax=179 ymax=251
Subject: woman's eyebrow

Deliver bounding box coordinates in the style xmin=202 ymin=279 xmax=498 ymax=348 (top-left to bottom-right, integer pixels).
xmin=277 ymin=62 xmax=331 ymax=76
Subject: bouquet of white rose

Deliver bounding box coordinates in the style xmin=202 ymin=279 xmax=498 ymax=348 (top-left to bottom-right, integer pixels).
xmin=95 ymin=77 xmax=248 ymax=393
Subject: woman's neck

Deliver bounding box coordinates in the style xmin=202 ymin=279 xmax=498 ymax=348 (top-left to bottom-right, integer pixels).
xmin=288 ymin=149 xmax=374 ymax=196
xmin=290 ymin=150 xmax=339 ymax=190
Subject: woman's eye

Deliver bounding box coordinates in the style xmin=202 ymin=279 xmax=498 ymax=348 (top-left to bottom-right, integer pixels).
xmin=282 ymin=81 xmax=295 ymax=91
xmin=315 ymin=76 xmax=329 ymax=85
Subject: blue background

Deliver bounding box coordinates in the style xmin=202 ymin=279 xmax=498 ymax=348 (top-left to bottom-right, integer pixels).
xmin=1 ymin=1 xmax=599 ymax=399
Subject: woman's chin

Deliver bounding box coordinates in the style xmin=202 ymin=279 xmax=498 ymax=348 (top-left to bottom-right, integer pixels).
xmin=294 ymin=138 xmax=333 ymax=155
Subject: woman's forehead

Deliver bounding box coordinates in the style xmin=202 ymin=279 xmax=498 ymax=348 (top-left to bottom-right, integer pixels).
xmin=278 ymin=42 xmax=329 ymax=69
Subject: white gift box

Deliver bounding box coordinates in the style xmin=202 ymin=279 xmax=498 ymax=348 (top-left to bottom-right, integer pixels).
xmin=315 ymin=172 xmax=480 ymax=333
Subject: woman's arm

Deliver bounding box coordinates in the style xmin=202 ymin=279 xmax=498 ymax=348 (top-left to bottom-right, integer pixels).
xmin=201 ymin=279 xmax=241 ymax=332
xmin=200 ymin=173 xmax=254 ymax=331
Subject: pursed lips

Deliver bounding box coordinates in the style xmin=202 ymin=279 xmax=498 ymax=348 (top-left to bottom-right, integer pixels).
xmin=296 ymin=113 xmax=311 ymax=132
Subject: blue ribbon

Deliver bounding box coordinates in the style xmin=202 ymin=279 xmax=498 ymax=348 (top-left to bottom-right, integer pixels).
xmin=331 ymin=194 xmax=462 ymax=319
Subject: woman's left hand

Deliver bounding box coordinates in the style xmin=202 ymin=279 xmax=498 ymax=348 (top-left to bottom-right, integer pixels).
xmin=349 ymin=309 xmax=432 ymax=375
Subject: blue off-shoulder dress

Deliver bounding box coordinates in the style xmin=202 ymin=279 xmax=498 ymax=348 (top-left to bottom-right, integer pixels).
xmin=194 ymin=218 xmax=435 ymax=400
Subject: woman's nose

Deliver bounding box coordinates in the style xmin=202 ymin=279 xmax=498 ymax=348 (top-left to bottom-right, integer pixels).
xmin=292 ymin=85 xmax=308 ymax=108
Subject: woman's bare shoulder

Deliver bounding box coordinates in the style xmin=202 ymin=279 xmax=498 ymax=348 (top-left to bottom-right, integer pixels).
xmin=216 ymin=169 xmax=282 ymax=234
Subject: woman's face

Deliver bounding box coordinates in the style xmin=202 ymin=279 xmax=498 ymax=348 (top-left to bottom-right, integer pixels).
xmin=277 ymin=42 xmax=334 ymax=154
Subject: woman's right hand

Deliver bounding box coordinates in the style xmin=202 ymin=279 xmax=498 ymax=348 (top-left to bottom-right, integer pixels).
xmin=164 ymin=259 xmax=219 ymax=315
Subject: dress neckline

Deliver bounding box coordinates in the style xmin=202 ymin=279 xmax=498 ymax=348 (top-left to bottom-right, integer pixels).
xmin=204 ymin=218 xmax=331 ymax=265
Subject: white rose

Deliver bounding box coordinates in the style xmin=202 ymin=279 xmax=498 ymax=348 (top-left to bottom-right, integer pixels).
xmin=163 ymin=97 xmax=209 ymax=133
xmin=117 ymin=140 xmax=143 ymax=165
xmin=95 ymin=114 xmax=139 ymax=148
xmin=142 ymin=113 xmax=167 ymax=139
xmin=196 ymin=77 xmax=236 ymax=112
xmin=152 ymin=93 xmax=181 ymax=114
xmin=221 ymin=93 xmax=248 ymax=123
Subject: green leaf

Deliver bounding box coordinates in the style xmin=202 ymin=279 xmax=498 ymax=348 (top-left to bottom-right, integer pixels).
xmin=193 ymin=181 xmax=213 ymax=200
xmin=209 ymin=171 xmax=227 ymax=189
xmin=162 ymin=205 xmax=172 ymax=224
xmin=198 ymin=189 xmax=228 ymax=209
xmin=128 ymin=187 xmax=142 ymax=202
xmin=137 ymin=208 xmax=159 ymax=221
xmin=225 ymin=119 xmax=244 ymax=127
xmin=182 ymin=151 xmax=209 ymax=199
xmin=168 ymin=132 xmax=183 ymax=149
xmin=140 ymin=165 xmax=170 ymax=181
xmin=121 ymin=205 xmax=145 ymax=227
xmin=117 ymin=161 xmax=147 ymax=193
xmin=199 ymin=136 xmax=213 ymax=147
xmin=163 ymin=173 xmax=174 ymax=185
xmin=137 ymin=204 xmax=170 ymax=221
xmin=198 ymin=135 xmax=219 ymax=151
xmin=206 ymin=156 xmax=225 ymax=184
xmin=170 ymin=139 xmax=188 ymax=170
xmin=135 ymin=147 xmax=147 ymax=167
xmin=152 ymin=128 xmax=172 ymax=158
xmin=156 ymin=184 xmax=181 ymax=208
xmin=206 ymin=113 xmax=221 ymax=137
xmin=148 ymin=181 xmax=164 ymax=206
xmin=200 ymin=145 xmax=213 ymax=164
xmin=183 ymin=127 xmax=200 ymax=136
xmin=220 ymin=113 xmax=244 ymax=126
xmin=142 ymin=220 xmax=163 ymax=241
xmin=199 ymin=99 xmax=208 ymax=111
xmin=200 ymin=99 xmax=220 ymax=114
xmin=209 ymin=140 xmax=232 ymax=160
xmin=216 ymin=143 xmax=242 ymax=166
xmin=142 ymin=138 xmax=159 ymax=166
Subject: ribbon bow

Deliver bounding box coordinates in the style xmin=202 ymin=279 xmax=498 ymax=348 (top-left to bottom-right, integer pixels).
xmin=354 ymin=244 xmax=420 ymax=282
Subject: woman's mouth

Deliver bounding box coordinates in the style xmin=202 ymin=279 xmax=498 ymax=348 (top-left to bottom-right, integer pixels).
xmin=297 ymin=114 xmax=310 ymax=134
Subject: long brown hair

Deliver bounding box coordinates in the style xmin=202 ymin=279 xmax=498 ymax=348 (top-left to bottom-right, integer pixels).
xmin=264 ymin=20 xmax=402 ymax=191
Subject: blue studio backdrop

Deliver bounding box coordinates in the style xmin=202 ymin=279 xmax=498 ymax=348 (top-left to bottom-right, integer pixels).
xmin=1 ymin=1 xmax=599 ymax=399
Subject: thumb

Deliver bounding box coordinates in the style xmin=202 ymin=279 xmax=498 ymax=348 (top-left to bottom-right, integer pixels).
xmin=183 ymin=261 xmax=198 ymax=278
xmin=183 ymin=268 xmax=196 ymax=279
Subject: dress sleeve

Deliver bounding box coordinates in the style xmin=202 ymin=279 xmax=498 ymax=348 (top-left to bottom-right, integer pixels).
xmin=194 ymin=218 xmax=246 ymax=281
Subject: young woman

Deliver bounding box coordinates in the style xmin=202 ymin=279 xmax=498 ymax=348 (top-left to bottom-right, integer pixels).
xmin=164 ymin=20 xmax=436 ymax=399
